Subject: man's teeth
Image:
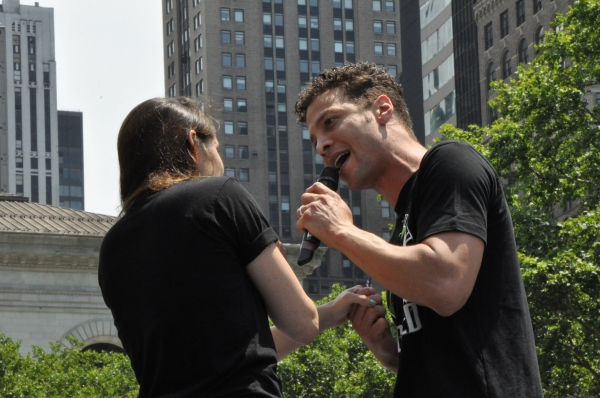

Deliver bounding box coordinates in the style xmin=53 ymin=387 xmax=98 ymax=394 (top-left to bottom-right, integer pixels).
xmin=334 ymin=151 xmax=350 ymax=169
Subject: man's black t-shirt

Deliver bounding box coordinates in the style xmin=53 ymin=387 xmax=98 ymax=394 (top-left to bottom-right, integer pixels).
xmin=389 ymin=141 xmax=543 ymax=397
xmin=99 ymin=177 xmax=283 ymax=397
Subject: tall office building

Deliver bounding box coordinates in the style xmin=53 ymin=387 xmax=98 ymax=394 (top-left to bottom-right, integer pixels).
xmin=162 ymin=0 xmax=401 ymax=297
xmin=400 ymin=0 xmax=481 ymax=145
xmin=0 ymin=0 xmax=60 ymax=205
xmin=474 ymin=0 xmax=571 ymax=125
xmin=58 ymin=110 xmax=84 ymax=210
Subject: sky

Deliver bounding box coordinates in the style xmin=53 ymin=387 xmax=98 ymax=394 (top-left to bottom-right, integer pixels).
xmin=18 ymin=0 xmax=165 ymax=216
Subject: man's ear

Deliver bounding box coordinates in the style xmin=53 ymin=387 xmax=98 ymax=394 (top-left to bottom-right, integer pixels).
xmin=373 ymin=95 xmax=394 ymax=125
xmin=187 ymin=130 xmax=199 ymax=161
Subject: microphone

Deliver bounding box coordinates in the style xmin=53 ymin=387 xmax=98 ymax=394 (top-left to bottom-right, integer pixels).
xmin=297 ymin=167 xmax=339 ymax=266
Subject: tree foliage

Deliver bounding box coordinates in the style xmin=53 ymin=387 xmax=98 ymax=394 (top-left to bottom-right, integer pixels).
xmin=440 ymin=0 xmax=600 ymax=395
xmin=278 ymin=284 xmax=395 ymax=397
xmin=0 ymin=335 xmax=138 ymax=397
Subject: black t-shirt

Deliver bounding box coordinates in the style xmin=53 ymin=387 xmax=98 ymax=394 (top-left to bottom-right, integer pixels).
xmin=99 ymin=177 xmax=283 ymax=397
xmin=389 ymin=141 xmax=543 ymax=397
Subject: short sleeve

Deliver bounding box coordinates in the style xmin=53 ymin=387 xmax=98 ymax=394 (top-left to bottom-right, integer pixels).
xmin=414 ymin=141 xmax=495 ymax=244
xmin=213 ymin=178 xmax=280 ymax=266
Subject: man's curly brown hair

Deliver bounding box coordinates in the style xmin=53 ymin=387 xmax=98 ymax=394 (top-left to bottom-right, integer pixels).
xmin=294 ymin=62 xmax=414 ymax=137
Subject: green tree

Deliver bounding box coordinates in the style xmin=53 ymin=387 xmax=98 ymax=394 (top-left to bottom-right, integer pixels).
xmin=0 ymin=335 xmax=138 ymax=397
xmin=440 ymin=0 xmax=600 ymax=395
xmin=278 ymin=284 xmax=395 ymax=397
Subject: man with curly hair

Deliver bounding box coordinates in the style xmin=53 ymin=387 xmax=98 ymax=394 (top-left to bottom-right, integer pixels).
xmin=295 ymin=63 xmax=542 ymax=397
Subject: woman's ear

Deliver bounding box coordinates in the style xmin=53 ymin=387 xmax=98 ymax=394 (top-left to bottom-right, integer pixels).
xmin=187 ymin=130 xmax=199 ymax=161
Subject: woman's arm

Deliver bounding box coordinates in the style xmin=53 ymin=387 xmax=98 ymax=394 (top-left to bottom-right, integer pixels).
xmin=247 ymin=242 xmax=319 ymax=346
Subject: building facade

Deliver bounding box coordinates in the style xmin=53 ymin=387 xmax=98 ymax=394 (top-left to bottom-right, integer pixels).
xmin=58 ymin=110 xmax=84 ymax=210
xmin=400 ymin=0 xmax=482 ymax=145
xmin=0 ymin=0 xmax=60 ymax=205
xmin=474 ymin=0 xmax=571 ymax=125
xmin=162 ymin=0 xmax=402 ymax=297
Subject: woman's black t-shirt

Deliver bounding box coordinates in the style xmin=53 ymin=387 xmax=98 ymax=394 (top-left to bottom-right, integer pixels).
xmin=99 ymin=177 xmax=282 ymax=397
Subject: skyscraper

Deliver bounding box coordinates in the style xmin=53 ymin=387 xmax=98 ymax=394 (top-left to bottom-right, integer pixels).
xmin=400 ymin=0 xmax=482 ymax=145
xmin=162 ymin=0 xmax=400 ymax=297
xmin=58 ymin=110 xmax=84 ymax=210
xmin=0 ymin=0 xmax=60 ymax=205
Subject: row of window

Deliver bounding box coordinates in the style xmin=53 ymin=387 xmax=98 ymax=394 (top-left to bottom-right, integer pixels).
xmin=223 ymin=121 xmax=248 ymax=135
xmin=221 ymin=52 xmax=246 ymax=68
xmin=373 ymin=0 xmax=396 ymax=12
xmin=224 ymin=167 xmax=250 ymax=182
xmin=373 ymin=20 xmax=396 ymax=34
xmin=374 ymin=42 xmax=397 ymax=56
xmin=221 ymin=30 xmax=245 ymax=45
xmin=484 ymin=0 xmax=544 ymax=50
xmin=224 ymin=145 xmax=249 ymax=160
xmin=486 ymin=33 xmax=542 ymax=87
xmin=222 ymin=75 xmax=246 ymax=90
xmin=220 ymin=8 xmax=245 ymax=23
xmin=223 ymin=98 xmax=247 ymax=112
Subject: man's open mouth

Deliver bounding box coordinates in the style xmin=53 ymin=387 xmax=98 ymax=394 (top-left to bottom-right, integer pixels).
xmin=334 ymin=151 xmax=350 ymax=169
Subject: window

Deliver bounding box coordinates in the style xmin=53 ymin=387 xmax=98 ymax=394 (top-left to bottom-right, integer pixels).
xmin=374 ymin=20 xmax=383 ymax=34
xmin=484 ymin=22 xmax=493 ymax=50
xmin=276 ymin=57 xmax=285 ymax=71
xmin=387 ymin=43 xmax=396 ymax=56
xmin=334 ymin=41 xmax=343 ymax=53
xmin=334 ymin=18 xmax=342 ymax=31
xmin=194 ymin=35 xmax=202 ymax=51
xmin=239 ymin=168 xmax=249 ymax=182
xmin=237 ymin=99 xmax=247 ymax=112
xmin=275 ymin=14 xmax=284 ymax=26
xmin=277 ymin=84 xmax=286 ymax=93
xmin=225 ymin=168 xmax=235 ymax=178
xmin=333 ymin=0 xmax=341 ymax=7
xmin=345 ymin=20 xmax=354 ymax=31
xmin=311 ymin=38 xmax=319 ymax=51
xmin=223 ymin=75 xmax=233 ymax=89
xmin=516 ymin=0 xmax=525 ymax=25
xmin=221 ymin=8 xmax=230 ymax=21
xmin=167 ymin=19 xmax=174 ymax=35
xmin=234 ymin=9 xmax=244 ymax=22
xmin=518 ymin=39 xmax=528 ymax=64
xmin=381 ymin=200 xmax=390 ymax=218
xmin=168 ymin=62 xmax=175 ymax=78
xmin=195 ymin=58 xmax=202 ymax=74
xmin=535 ymin=26 xmax=544 ymax=46
xmin=236 ymin=76 xmax=246 ymax=90
xmin=299 ymin=16 xmax=307 ymax=28
xmin=225 ymin=145 xmax=235 ymax=159
xmin=422 ymin=54 xmax=454 ymax=99
xmin=224 ymin=98 xmax=233 ymax=112
xmin=299 ymin=37 xmax=308 ymax=50
xmin=311 ymin=60 xmax=321 ymax=73
xmin=386 ymin=21 xmax=396 ymax=34
xmin=374 ymin=42 xmax=383 ymax=55
xmin=222 ymin=52 xmax=232 ymax=67
xmin=265 ymin=57 xmax=273 ymax=70
xmin=239 ymin=145 xmax=249 ymax=159
xmin=310 ymin=0 xmax=318 ymax=5
xmin=266 ymin=80 xmax=274 ymax=92
xmin=533 ymin=0 xmax=542 ymax=14
xmin=346 ymin=41 xmax=355 ymax=53
xmin=421 ymin=18 xmax=453 ymax=64
xmin=263 ymin=13 xmax=272 ymax=25
xmin=236 ymin=53 xmax=246 ymax=68
xmin=167 ymin=40 xmax=175 ymax=57
xmin=195 ymin=80 xmax=203 ymax=96
xmin=166 ymin=0 xmax=173 ymax=13
xmin=500 ymin=10 xmax=509 ymax=38
xmin=238 ymin=121 xmax=248 ymax=135
xmin=502 ymin=52 xmax=512 ymax=78
xmin=276 ymin=36 xmax=285 ymax=48
xmin=424 ymin=90 xmax=455 ymax=136
xmin=224 ymin=121 xmax=234 ymax=135
xmin=373 ymin=0 xmax=382 ymax=11
xmin=344 ymin=0 xmax=353 ymax=8
xmin=310 ymin=17 xmax=319 ymax=29
xmin=221 ymin=30 xmax=231 ymax=44
xmin=388 ymin=64 xmax=397 ymax=77
xmin=300 ymin=59 xmax=309 ymax=72
xmin=299 ymin=0 xmax=307 ymax=4
xmin=264 ymin=34 xmax=273 ymax=48
xmin=169 ymin=83 xmax=177 ymax=97
xmin=235 ymin=31 xmax=245 ymax=45
xmin=277 ymin=104 xmax=287 ymax=114
xmin=386 ymin=0 xmax=395 ymax=11
xmin=487 ymin=62 xmax=496 ymax=88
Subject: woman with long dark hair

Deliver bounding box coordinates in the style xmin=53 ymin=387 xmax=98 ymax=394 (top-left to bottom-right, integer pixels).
xmin=99 ymin=97 xmax=375 ymax=397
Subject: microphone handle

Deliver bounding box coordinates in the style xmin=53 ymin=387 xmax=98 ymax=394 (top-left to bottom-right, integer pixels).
xmin=297 ymin=173 xmax=338 ymax=266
